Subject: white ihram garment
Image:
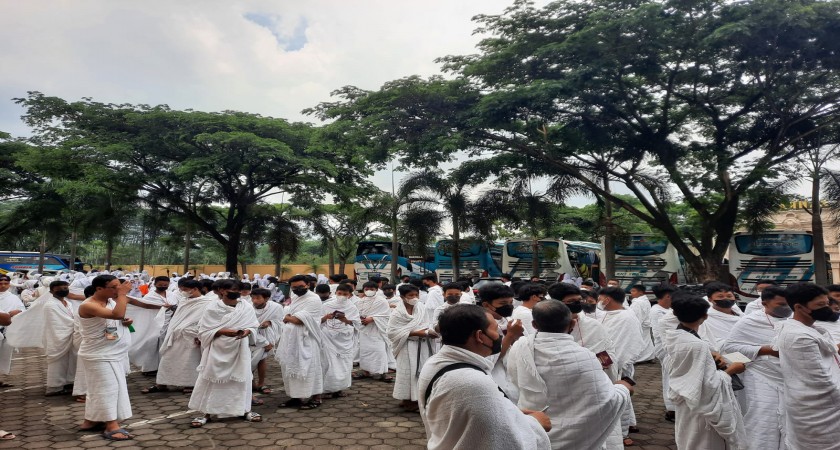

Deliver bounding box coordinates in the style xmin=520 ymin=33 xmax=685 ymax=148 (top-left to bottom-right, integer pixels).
xmin=665 ymin=327 xmax=747 ymax=450
xmin=44 ymin=297 xmax=78 ymax=391
xmin=704 ymin=307 xmax=742 ymax=349
xmin=276 ymin=291 xmax=324 ymax=399
xmin=599 ymin=309 xmax=644 ymax=434
xmin=156 ymin=294 xmax=213 ymax=387
xmin=126 ymin=291 xmax=173 ymax=372
xmin=250 ymin=301 xmax=284 ymax=371
xmin=388 ymin=300 xmax=436 ymax=401
xmin=508 ymin=333 xmax=629 ymax=450
xmin=650 ymin=304 xmax=674 ymax=412
xmin=815 ymin=319 xmax=840 ymax=344
xmin=774 ymin=320 xmax=840 ymax=450
xmin=188 ymin=300 xmax=258 ymax=417
xmin=0 ymin=291 xmax=25 ymax=375
xmin=321 ymin=297 xmax=360 ymax=392
xmin=571 ymin=314 xmax=620 ymax=382
xmin=78 ymin=299 xmax=133 ymax=422
xmin=721 ymin=310 xmax=787 ymax=450
xmin=629 ymin=296 xmax=655 ymax=361
xmin=356 ymin=296 xmax=391 ymax=375
xmin=418 ymin=345 xmax=551 ymax=450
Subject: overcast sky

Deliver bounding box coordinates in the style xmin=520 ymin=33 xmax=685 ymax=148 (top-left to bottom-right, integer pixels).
xmin=0 ymin=0 xmax=817 ymax=211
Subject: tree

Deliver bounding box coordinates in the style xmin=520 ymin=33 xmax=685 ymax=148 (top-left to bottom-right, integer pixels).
xmin=262 ymin=205 xmax=302 ymax=277
xmin=798 ymin=141 xmax=840 ymax=285
xmin=16 ymin=93 xmax=375 ymax=274
xmin=302 ymin=203 xmax=379 ymax=276
xmin=311 ymin=0 xmax=840 ymax=280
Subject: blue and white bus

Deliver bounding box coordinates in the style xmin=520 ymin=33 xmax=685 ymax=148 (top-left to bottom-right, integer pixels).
xmin=0 ymin=251 xmax=83 ymax=275
xmin=501 ymin=239 xmax=576 ymax=281
xmin=353 ymin=241 xmax=433 ymax=286
xmin=612 ymin=234 xmax=687 ymax=292
xmin=564 ymin=240 xmax=603 ymax=284
xmin=728 ymin=230 xmax=825 ymax=298
xmin=434 ymin=239 xmax=502 ymax=284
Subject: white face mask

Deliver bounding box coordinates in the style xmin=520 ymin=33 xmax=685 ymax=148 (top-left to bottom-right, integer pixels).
xmin=336 ymin=295 xmax=349 ymax=302
xmin=364 ymin=290 xmax=376 ymax=297
xmin=597 ymin=301 xmax=607 ymax=311
xmin=405 ymin=297 xmax=418 ymax=306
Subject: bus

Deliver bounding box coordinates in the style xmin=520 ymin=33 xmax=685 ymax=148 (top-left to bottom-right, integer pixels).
xmin=564 ymin=240 xmax=604 ymax=284
xmin=728 ymin=230 xmax=827 ymax=298
xmin=0 ymin=251 xmax=84 ymax=275
xmin=612 ymin=234 xmax=687 ymax=291
xmin=353 ymin=241 xmax=431 ymax=286
xmin=501 ymin=239 xmax=576 ymax=281
xmin=434 ymin=239 xmax=502 ymax=284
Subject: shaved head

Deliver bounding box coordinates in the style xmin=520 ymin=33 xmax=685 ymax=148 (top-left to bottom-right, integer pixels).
xmin=532 ymin=299 xmax=572 ymax=333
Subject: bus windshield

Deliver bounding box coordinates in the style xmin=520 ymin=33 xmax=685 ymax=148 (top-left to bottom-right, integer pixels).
xmin=505 ymin=241 xmax=560 ymax=258
xmin=734 ymin=234 xmax=813 ymax=256
xmin=615 ymin=236 xmax=669 ymax=256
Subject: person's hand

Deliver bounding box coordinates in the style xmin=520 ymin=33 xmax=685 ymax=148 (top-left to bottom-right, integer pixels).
xmin=711 ymin=352 xmax=727 ymax=370
xmin=426 ymin=329 xmax=440 ymax=338
xmin=264 ymin=343 xmax=273 ymax=352
xmin=8 ymin=310 xmax=21 ymax=317
xmin=121 ymin=318 xmax=133 ymax=327
xmin=260 ymin=321 xmax=271 ymax=329
xmin=323 ymin=313 xmax=335 ymax=322
xmin=507 ymin=319 xmax=524 ymax=340
xmin=234 ymin=329 xmax=251 ymax=340
xmin=283 ymin=314 xmax=292 ymax=324
xmin=758 ymin=345 xmax=779 ymax=357
xmin=194 ymin=338 xmax=201 ymax=347
xmin=362 ymin=317 xmax=374 ymax=325
xmin=117 ymin=281 xmax=132 ymax=296
xmin=616 ymin=380 xmax=635 ymax=395
xmin=725 ymin=362 xmax=746 ymax=376
xmin=522 ymin=410 xmax=552 ymax=432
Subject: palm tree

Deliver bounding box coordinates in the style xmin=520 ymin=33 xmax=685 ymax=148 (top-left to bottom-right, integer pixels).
xmin=264 ymin=206 xmax=302 ymax=277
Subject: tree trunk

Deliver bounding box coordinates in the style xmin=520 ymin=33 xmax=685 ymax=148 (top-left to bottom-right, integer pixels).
xmin=452 ymin=216 xmax=461 ymax=281
xmin=139 ymin=216 xmax=146 ymax=272
xmin=339 ymin=260 xmax=346 ymax=277
xmin=531 ymin=236 xmax=540 ymax=278
xmin=38 ymin=229 xmax=47 ymax=273
xmin=183 ymin=220 xmax=192 ymax=275
xmin=274 ymin=254 xmax=282 ymax=278
xmin=224 ymin=230 xmax=241 ymax=276
xmin=328 ymin=240 xmax=336 ymax=277
xmin=69 ymin=225 xmax=78 ymax=272
xmin=602 ymin=175 xmax=615 ymax=281
xmin=240 ymin=260 xmax=248 ymax=277
xmin=813 ymin=171 xmax=829 ymax=285
xmin=105 ymin=236 xmax=114 ymax=271
xmin=390 ymin=215 xmax=400 ymax=283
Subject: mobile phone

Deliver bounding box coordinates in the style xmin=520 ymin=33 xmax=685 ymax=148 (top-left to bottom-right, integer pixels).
xmin=620 ymin=376 xmax=637 ymax=386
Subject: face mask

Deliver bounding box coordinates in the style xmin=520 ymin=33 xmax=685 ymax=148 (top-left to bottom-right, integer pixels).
xmin=769 ymin=305 xmax=792 ymax=318
xmin=445 ymin=295 xmax=460 ymax=304
xmin=383 ymin=291 xmax=394 ymax=298
xmin=225 ymin=292 xmax=241 ymax=300
xmin=566 ymin=301 xmax=583 ymax=314
xmin=596 ymin=301 xmax=607 ymax=311
xmin=494 ymin=304 xmax=514 ymax=317
xmin=336 ymin=295 xmax=349 ymax=302
xmin=810 ymin=306 xmax=840 ymax=322
xmin=481 ymin=331 xmax=503 ymax=355
xmin=364 ymin=290 xmax=376 ymax=298
xmin=179 ymin=290 xmax=192 ymax=299
xmin=156 ymin=286 xmax=167 ymax=292
xmin=582 ymin=303 xmax=597 ymax=314
xmin=404 ymin=297 xmax=418 ymax=306
xmin=54 ymin=289 xmax=70 ymax=298
xmin=714 ymin=300 xmax=736 ymax=309
xmin=292 ymin=288 xmax=309 ymax=297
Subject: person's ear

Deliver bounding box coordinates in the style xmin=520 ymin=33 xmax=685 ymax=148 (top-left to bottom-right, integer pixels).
xmin=531 ymin=320 xmax=538 ymax=332
xmin=568 ymin=317 xmax=578 ymax=334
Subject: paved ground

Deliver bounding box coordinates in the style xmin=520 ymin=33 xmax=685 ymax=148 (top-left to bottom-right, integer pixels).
xmin=0 ymin=348 xmax=676 ymax=449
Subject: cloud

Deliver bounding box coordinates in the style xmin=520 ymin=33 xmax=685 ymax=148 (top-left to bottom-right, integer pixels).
xmin=243 ymin=12 xmax=308 ymax=52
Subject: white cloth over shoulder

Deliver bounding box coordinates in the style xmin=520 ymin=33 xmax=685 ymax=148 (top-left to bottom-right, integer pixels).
xmin=705 ymin=307 xmax=742 ymax=349
xmin=126 ymin=291 xmax=172 ymax=372
xmin=599 ymin=309 xmax=645 ymax=374
xmin=774 ymin=320 xmax=840 ymax=450
xmin=508 ymin=332 xmax=629 ymax=450
xmin=418 ymin=344 xmax=551 ymax=450
xmin=156 ymin=294 xmax=213 ymax=387
xmin=321 ymin=297 xmax=361 ymax=392
xmin=276 ymin=291 xmax=324 ymax=399
xmin=665 ymin=327 xmax=747 ymax=450
xmin=357 ymin=296 xmax=391 ymax=375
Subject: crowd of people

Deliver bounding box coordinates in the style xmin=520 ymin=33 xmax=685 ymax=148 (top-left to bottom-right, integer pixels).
xmin=1 ymin=269 xmax=840 ymax=449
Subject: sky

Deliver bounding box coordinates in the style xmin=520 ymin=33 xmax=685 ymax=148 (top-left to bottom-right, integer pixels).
xmin=0 ymin=0 xmax=818 ymax=212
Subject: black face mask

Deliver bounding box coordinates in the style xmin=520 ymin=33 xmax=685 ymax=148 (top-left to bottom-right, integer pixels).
xmin=566 ymin=301 xmax=583 ymax=314
xmin=493 ymin=304 xmax=514 ymax=317
xmin=54 ymin=289 xmax=70 ymax=298
xmin=292 ymin=287 xmax=309 ymax=297
xmin=714 ymin=300 xmax=736 ymax=309
xmin=811 ymin=306 xmax=840 ymax=322
xmin=582 ymin=303 xmax=597 ymax=314
xmin=225 ymin=292 xmax=241 ymax=300
xmin=156 ymin=286 xmax=167 ymax=292
xmin=445 ymin=295 xmax=460 ymax=304
xmin=482 ymin=331 xmax=503 ymax=355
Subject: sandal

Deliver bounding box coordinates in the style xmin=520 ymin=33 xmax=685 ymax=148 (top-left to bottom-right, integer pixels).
xmin=190 ymin=417 xmax=209 ymax=428
xmin=299 ymin=401 xmax=321 ymax=410
xmin=102 ymin=428 xmax=133 ymax=441
xmin=0 ymin=382 xmax=13 ymax=388
xmin=280 ymin=398 xmax=302 ymax=408
xmin=251 ymin=397 xmax=264 ymax=406
xmin=243 ymin=412 xmax=262 ymax=422
xmin=623 ymin=437 xmax=635 ymax=447
xmin=45 ymin=388 xmax=71 ymax=397
xmin=182 ymin=387 xmax=193 ymax=394
xmin=141 ymin=385 xmax=169 ymax=394
xmin=664 ymin=411 xmax=675 ymax=422
xmin=0 ymin=431 xmax=15 ymax=440
xmin=380 ymin=375 xmax=394 ymax=383
xmin=141 ymin=371 xmax=158 ymax=377
xmin=331 ymin=391 xmax=349 ymax=398
xmin=629 ymin=426 xmax=640 ymax=434
xmin=352 ymin=373 xmax=371 ymax=380
xmin=253 ymin=385 xmax=272 ymax=394
xmin=75 ymin=396 xmax=86 ymax=403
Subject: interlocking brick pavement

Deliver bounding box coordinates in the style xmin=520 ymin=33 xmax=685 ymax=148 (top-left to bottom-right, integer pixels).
xmin=0 ymin=348 xmax=676 ymax=449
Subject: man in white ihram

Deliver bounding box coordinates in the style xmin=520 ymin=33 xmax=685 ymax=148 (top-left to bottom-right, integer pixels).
xmin=507 ymin=299 xmax=632 ymax=449
xmin=721 ymin=286 xmax=788 ymax=450
xmin=0 ymin=275 xmax=24 ymax=381
xmin=774 ymin=283 xmax=840 ymax=450
xmin=418 ymin=304 xmax=551 ymax=449
xmin=276 ymin=275 xmax=324 ymax=410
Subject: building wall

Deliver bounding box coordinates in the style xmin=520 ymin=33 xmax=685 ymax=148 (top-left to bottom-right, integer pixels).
xmin=767 ymin=207 xmax=840 ymax=282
